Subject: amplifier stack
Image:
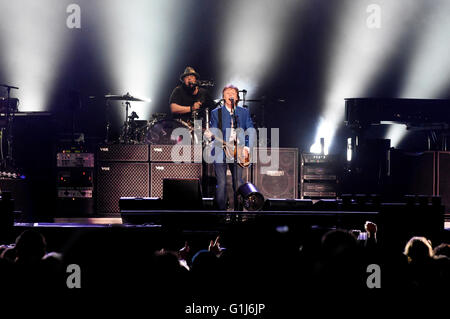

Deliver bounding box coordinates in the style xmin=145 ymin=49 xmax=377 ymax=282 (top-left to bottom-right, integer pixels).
xmin=300 ymin=153 xmax=338 ymax=199
xmin=57 ymin=144 xmax=330 ymax=215
xmin=95 ymin=144 xmax=203 ymax=214
xmin=56 ymin=148 xmax=95 ymax=215
xmin=149 ymin=144 xmax=202 ymax=198
xmin=96 ymin=144 xmax=149 ymax=214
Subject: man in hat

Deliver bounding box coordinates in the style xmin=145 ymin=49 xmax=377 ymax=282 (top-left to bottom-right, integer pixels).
xmin=169 ymin=66 xmax=212 ymax=122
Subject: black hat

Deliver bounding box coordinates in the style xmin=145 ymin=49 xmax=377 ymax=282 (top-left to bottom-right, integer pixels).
xmin=180 ymin=66 xmax=200 ymax=82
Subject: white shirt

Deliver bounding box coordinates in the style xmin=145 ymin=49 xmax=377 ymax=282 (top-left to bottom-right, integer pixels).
xmin=225 ymin=106 xmax=236 ymax=143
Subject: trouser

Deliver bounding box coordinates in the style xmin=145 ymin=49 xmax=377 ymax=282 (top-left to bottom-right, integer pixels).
xmin=214 ymin=162 xmax=244 ymax=210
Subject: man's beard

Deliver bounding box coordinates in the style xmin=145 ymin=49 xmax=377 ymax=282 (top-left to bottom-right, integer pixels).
xmin=182 ymin=82 xmax=196 ymax=94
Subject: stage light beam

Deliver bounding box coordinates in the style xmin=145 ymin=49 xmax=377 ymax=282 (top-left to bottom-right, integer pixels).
xmin=400 ymin=0 xmax=450 ymax=98
xmin=0 ymin=0 xmax=70 ymax=111
xmin=217 ymin=0 xmax=304 ymax=96
xmin=312 ymin=0 xmax=423 ymax=154
xmin=386 ymin=0 xmax=450 ymax=146
xmin=95 ymin=0 xmax=187 ymax=119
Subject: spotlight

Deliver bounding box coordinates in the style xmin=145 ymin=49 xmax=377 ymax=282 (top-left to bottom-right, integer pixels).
xmin=385 ymin=124 xmax=408 ymax=148
xmin=237 ymin=183 xmax=264 ymax=211
xmin=310 ymin=118 xmax=333 ymax=155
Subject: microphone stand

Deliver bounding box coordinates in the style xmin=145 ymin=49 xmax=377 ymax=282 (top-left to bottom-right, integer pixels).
xmin=231 ymin=99 xmax=240 ymax=212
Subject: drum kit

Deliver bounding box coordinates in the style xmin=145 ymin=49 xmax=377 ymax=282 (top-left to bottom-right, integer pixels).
xmin=91 ymin=86 xmax=279 ymax=145
xmin=91 ymin=92 xmax=198 ymax=145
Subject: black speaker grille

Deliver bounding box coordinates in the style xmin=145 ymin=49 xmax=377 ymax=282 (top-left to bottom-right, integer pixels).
xmin=253 ymin=148 xmax=298 ymax=199
xmin=389 ymin=150 xmax=435 ymax=196
xmin=150 ymin=163 xmax=202 ymax=197
xmin=149 ymin=144 xmax=202 ymax=162
xmin=97 ymin=144 xmax=149 ymax=162
xmin=438 ymin=152 xmax=450 ymax=213
xmin=97 ymin=162 xmax=149 ymax=213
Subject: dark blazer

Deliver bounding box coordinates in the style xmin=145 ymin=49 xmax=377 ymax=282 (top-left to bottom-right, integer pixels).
xmin=209 ymin=105 xmax=256 ymax=163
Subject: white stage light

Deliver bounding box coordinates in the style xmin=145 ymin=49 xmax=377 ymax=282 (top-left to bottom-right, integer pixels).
xmin=386 ymin=124 xmax=408 ymax=148
xmin=386 ymin=1 xmax=450 ymax=145
xmin=0 ymin=0 xmax=70 ymax=111
xmin=95 ymin=0 xmax=186 ymax=119
xmin=309 ymin=117 xmax=334 ymax=155
xmin=313 ymin=0 xmax=423 ymax=153
xmin=400 ymin=0 xmax=450 ymax=98
xmin=216 ymin=0 xmax=303 ymax=95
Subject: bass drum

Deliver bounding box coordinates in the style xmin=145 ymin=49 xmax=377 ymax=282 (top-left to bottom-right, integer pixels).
xmin=145 ymin=119 xmax=192 ymax=145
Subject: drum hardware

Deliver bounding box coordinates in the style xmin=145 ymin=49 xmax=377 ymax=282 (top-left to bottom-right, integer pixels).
xmin=128 ymin=111 xmax=139 ymax=121
xmin=121 ymin=98 xmax=132 ymax=144
xmin=103 ymin=93 xmax=148 ymax=102
xmin=0 ymin=98 xmax=18 ymax=113
xmin=66 ymin=90 xmax=83 ymax=145
xmin=150 ymin=112 xmax=167 ymax=123
xmin=126 ymin=118 xmax=151 ymax=144
xmin=90 ymin=92 xmax=149 ymax=144
xmin=145 ymin=119 xmax=193 ymax=145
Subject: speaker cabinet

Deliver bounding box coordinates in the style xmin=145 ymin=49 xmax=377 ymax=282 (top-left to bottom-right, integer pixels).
xmin=163 ymin=179 xmax=203 ymax=209
xmin=97 ymin=144 xmax=149 ymax=162
xmin=0 ymin=179 xmax=31 ymax=217
xmin=389 ymin=150 xmax=450 ymax=213
xmin=149 ymin=144 xmax=202 ymax=163
xmin=253 ymin=148 xmax=298 ymax=199
xmin=437 ymin=152 xmax=450 ymax=213
xmin=388 ymin=150 xmax=435 ymax=197
xmin=150 ymin=163 xmax=202 ymax=198
xmin=97 ymin=162 xmax=149 ymax=214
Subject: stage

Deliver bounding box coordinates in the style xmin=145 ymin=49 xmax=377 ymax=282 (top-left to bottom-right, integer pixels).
xmin=6 ymin=205 xmax=449 ymax=254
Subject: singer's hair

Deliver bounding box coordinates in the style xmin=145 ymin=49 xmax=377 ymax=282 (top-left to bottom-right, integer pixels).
xmin=222 ymin=85 xmax=240 ymax=102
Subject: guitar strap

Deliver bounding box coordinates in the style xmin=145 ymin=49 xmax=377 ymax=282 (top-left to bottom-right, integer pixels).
xmin=218 ymin=107 xmax=225 ymax=147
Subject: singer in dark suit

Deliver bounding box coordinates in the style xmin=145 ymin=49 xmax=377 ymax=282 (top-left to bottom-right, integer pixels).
xmin=205 ymin=85 xmax=256 ymax=210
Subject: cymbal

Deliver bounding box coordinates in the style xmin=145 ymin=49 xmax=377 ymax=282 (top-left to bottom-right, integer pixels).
xmin=90 ymin=92 xmax=148 ymax=102
xmin=104 ymin=93 xmax=146 ymax=102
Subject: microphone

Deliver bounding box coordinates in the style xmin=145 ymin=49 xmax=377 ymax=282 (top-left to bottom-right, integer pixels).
xmin=229 ymin=97 xmax=236 ymax=113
